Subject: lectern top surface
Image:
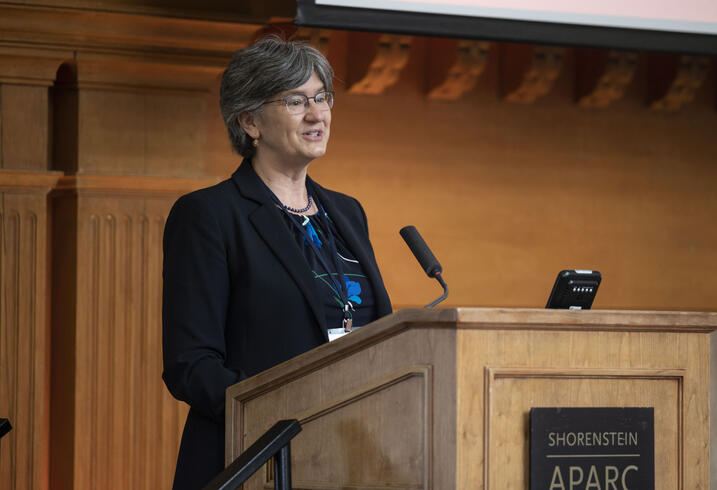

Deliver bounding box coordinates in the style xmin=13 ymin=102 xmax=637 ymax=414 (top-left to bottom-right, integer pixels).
xmin=453 ymin=307 xmax=717 ymax=333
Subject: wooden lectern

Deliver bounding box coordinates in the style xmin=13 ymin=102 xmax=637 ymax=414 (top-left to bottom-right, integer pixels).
xmin=225 ymin=308 xmax=716 ymax=489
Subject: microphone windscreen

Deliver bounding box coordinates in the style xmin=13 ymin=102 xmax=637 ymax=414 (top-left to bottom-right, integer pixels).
xmin=399 ymin=225 xmax=442 ymax=277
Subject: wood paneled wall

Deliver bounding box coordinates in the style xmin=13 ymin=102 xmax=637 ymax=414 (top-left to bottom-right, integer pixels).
xmin=0 ymin=3 xmax=256 ymax=489
xmin=0 ymin=172 xmax=60 ymax=490
xmin=0 ymin=2 xmax=715 ymax=490
xmin=50 ymin=179 xmax=199 ymax=489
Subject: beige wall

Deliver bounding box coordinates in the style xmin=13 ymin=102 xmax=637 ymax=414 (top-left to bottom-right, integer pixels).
xmin=327 ymin=67 xmax=717 ymax=311
xmin=206 ymin=40 xmax=717 ymax=311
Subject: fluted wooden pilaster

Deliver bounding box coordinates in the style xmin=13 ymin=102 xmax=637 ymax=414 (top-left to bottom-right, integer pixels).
xmin=51 ymin=176 xmax=215 ymax=490
xmin=0 ymin=6 xmax=256 ymax=485
xmin=0 ymin=171 xmax=61 ymax=490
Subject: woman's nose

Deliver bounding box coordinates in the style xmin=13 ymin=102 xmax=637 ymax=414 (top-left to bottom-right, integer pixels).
xmin=304 ymin=100 xmax=327 ymax=120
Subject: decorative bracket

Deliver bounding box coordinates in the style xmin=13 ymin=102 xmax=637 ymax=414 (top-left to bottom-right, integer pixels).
xmin=501 ymin=44 xmax=565 ymax=104
xmin=649 ymin=55 xmax=710 ymax=112
xmin=294 ymin=28 xmax=330 ymax=56
xmin=576 ymin=50 xmax=638 ymax=108
xmin=428 ymin=40 xmax=490 ymax=101
xmin=348 ymin=34 xmax=412 ymax=95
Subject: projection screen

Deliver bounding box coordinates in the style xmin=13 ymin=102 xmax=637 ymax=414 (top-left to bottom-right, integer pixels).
xmin=296 ymin=0 xmax=717 ymax=54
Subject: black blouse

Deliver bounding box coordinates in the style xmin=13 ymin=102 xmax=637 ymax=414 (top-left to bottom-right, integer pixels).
xmin=280 ymin=204 xmax=377 ymax=334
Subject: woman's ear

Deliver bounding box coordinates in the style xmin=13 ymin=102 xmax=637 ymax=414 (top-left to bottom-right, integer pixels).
xmin=238 ymin=111 xmax=260 ymax=140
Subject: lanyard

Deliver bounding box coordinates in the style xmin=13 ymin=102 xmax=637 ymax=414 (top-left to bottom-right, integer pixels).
xmin=267 ymin=189 xmax=355 ymax=331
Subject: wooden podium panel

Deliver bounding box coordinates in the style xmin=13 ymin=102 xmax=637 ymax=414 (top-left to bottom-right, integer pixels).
xmin=454 ymin=311 xmax=710 ymax=490
xmin=290 ymin=366 xmax=429 ymax=486
xmin=229 ymin=312 xmax=458 ymax=489
xmin=484 ymin=372 xmax=680 ymax=488
xmin=226 ymin=308 xmax=716 ymax=490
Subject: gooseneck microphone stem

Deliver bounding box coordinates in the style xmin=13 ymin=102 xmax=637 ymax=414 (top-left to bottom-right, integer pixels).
xmin=399 ymin=225 xmax=450 ymax=309
xmin=425 ymin=273 xmax=448 ymax=308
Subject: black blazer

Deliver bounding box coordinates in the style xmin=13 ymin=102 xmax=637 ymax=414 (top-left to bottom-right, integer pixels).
xmin=162 ymin=159 xmax=392 ymax=489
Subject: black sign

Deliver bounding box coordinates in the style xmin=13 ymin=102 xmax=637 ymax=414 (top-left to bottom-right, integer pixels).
xmin=530 ymin=407 xmax=654 ymax=490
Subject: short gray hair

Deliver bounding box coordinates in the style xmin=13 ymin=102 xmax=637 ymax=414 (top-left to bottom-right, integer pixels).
xmin=220 ymin=37 xmax=334 ymax=158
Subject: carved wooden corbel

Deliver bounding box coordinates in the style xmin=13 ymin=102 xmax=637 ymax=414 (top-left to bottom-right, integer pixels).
xmin=348 ymin=34 xmax=412 ymax=95
xmin=649 ymin=55 xmax=710 ymax=112
xmin=428 ymin=40 xmax=490 ymax=101
xmin=576 ymin=50 xmax=638 ymax=108
xmin=294 ymin=28 xmax=331 ymax=56
xmin=501 ymin=44 xmax=565 ymax=104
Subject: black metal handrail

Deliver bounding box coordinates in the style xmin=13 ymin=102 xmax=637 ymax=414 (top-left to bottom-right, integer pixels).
xmin=203 ymin=419 xmax=301 ymax=490
xmin=0 ymin=418 xmax=12 ymax=464
xmin=0 ymin=419 xmax=10 ymax=439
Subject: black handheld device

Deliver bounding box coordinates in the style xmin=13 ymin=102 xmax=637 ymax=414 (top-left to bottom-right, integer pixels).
xmin=545 ymin=270 xmax=601 ymax=310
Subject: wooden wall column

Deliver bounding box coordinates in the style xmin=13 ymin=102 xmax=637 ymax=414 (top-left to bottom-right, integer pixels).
xmin=50 ymin=176 xmax=209 ymax=490
xmin=0 ymin=171 xmax=60 ymax=490
xmin=48 ymin=53 xmax=228 ymax=490
xmin=0 ymin=4 xmax=259 ymax=488
xmin=0 ymin=47 xmax=64 ymax=490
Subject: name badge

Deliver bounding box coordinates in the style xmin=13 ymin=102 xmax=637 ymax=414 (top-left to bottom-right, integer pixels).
xmin=327 ymin=326 xmax=361 ymax=342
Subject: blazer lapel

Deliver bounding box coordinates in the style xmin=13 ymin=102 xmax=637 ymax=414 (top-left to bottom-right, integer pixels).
xmin=310 ymin=179 xmax=392 ymax=317
xmin=232 ymin=161 xmax=329 ymax=342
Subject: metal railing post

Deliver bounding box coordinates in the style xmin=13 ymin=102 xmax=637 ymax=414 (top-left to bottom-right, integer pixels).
xmin=274 ymin=444 xmax=291 ymax=490
xmin=203 ymin=419 xmax=301 ymax=490
xmin=0 ymin=419 xmax=12 ymax=466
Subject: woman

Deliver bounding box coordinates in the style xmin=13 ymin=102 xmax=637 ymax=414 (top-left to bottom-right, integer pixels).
xmin=162 ymin=37 xmax=392 ymax=489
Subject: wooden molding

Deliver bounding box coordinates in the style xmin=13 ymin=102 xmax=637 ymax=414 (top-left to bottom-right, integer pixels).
xmin=455 ymin=307 xmax=717 ymax=333
xmin=576 ymin=49 xmax=638 ymax=108
xmin=0 ymin=0 xmax=295 ymax=24
xmin=0 ymin=4 xmax=260 ymax=61
xmin=0 ymin=170 xmax=63 ymax=190
xmin=68 ymin=55 xmax=225 ymax=93
xmin=428 ymin=40 xmax=490 ymax=101
xmin=649 ymin=54 xmax=711 ymax=112
xmin=0 ymin=53 xmax=66 ymax=86
xmin=0 ymin=4 xmax=259 ymax=92
xmin=501 ymin=44 xmax=565 ymax=104
xmin=52 ymin=174 xmax=219 ymax=196
xmin=349 ymin=34 xmax=412 ymax=95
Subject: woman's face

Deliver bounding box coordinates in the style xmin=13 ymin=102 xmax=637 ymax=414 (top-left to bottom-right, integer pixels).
xmin=248 ymin=72 xmax=331 ymax=167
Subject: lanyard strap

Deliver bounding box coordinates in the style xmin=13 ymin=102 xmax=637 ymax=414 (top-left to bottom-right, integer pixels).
xmin=265 ymin=188 xmax=355 ymax=330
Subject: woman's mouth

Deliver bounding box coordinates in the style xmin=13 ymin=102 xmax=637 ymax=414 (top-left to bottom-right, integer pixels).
xmin=302 ymin=130 xmax=323 ymax=140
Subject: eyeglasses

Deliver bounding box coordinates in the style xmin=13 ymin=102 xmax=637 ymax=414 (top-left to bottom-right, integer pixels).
xmin=263 ymin=91 xmax=334 ymax=115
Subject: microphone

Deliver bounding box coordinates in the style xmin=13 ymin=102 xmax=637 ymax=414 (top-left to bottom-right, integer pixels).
xmin=399 ymin=226 xmax=449 ymax=308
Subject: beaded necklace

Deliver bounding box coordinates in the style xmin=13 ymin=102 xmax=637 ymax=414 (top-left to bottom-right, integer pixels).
xmin=283 ymin=194 xmax=313 ymax=214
